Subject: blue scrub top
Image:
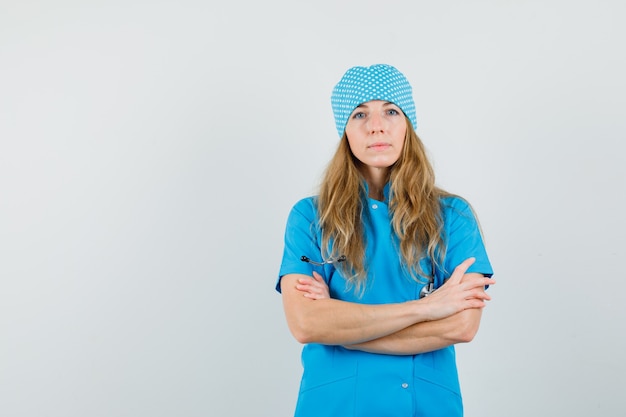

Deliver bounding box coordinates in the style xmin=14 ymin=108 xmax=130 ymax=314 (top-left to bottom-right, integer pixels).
xmin=277 ymin=186 xmax=493 ymax=417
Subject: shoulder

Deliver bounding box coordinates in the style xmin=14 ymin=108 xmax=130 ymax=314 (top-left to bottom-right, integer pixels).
xmin=439 ymin=194 xmax=482 ymax=233
xmin=440 ymin=194 xmax=474 ymax=218
xmin=290 ymin=196 xmax=317 ymax=215
xmin=286 ymin=196 xmax=319 ymax=224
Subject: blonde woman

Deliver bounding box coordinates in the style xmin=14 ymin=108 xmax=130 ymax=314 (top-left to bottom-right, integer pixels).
xmin=276 ymin=64 xmax=495 ymax=417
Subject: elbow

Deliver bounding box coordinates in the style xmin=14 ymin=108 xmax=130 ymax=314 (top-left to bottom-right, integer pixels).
xmin=451 ymin=310 xmax=481 ymax=344
xmin=455 ymin=326 xmax=478 ymax=344
xmin=288 ymin=318 xmax=319 ymax=344
xmin=289 ymin=316 xmax=336 ymax=345
xmin=291 ymin=327 xmax=314 ymax=344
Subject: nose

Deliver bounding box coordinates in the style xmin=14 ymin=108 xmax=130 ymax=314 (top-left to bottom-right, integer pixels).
xmin=367 ymin=112 xmax=384 ymax=134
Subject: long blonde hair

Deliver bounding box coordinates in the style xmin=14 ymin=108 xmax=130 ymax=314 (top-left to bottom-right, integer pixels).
xmin=316 ymin=117 xmax=451 ymax=293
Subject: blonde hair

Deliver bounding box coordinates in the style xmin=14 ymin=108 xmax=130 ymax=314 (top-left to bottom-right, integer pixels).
xmin=317 ymin=117 xmax=451 ymax=294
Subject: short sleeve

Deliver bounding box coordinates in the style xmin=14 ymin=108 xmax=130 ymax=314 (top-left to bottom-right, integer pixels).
xmin=276 ymin=198 xmax=321 ymax=293
xmin=441 ymin=197 xmax=494 ymax=279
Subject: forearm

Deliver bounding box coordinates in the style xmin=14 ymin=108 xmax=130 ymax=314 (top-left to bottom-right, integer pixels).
xmin=345 ymin=308 xmax=483 ymax=355
xmin=281 ymin=264 xmax=494 ymax=347
xmin=282 ymin=276 xmax=430 ymax=345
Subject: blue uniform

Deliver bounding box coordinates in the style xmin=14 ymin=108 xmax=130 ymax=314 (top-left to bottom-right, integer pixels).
xmin=277 ymin=184 xmax=493 ymax=417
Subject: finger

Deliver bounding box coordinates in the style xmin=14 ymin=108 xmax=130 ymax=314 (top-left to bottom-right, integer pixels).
xmin=301 ymin=291 xmax=322 ymax=301
xmin=463 ymin=275 xmax=495 ymax=288
xmin=465 ymin=299 xmax=488 ymax=309
xmin=302 ymin=292 xmax=322 ymax=300
xmin=457 ymin=257 xmax=476 ymax=274
xmin=302 ymin=286 xmax=328 ymax=299
xmin=295 ymin=284 xmax=309 ymax=292
xmin=297 ymin=283 xmax=321 ymax=293
xmin=467 ymin=289 xmax=491 ymax=301
xmin=297 ymin=278 xmax=317 ymax=287
xmin=312 ymin=271 xmax=325 ymax=283
xmin=298 ymin=278 xmax=325 ymax=289
xmin=448 ymin=257 xmax=476 ymax=284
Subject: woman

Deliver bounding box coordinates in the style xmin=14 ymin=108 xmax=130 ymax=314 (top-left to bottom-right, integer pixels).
xmin=276 ymin=64 xmax=495 ymax=417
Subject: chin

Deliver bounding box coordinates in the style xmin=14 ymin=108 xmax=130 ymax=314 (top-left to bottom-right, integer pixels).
xmin=370 ymin=159 xmax=398 ymax=169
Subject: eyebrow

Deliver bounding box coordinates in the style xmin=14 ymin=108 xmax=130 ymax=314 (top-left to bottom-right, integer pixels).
xmin=355 ymin=101 xmax=395 ymax=109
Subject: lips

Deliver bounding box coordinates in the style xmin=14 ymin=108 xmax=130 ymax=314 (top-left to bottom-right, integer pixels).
xmin=368 ymin=143 xmax=391 ymax=151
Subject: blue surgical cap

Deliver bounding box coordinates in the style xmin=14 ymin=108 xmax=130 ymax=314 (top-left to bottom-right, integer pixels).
xmin=331 ymin=64 xmax=418 ymax=138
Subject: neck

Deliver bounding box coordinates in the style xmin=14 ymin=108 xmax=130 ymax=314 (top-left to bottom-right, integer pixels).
xmin=361 ymin=166 xmax=389 ymax=201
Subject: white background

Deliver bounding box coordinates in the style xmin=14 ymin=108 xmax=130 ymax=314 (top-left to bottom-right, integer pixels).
xmin=1 ymin=1 xmax=625 ymax=416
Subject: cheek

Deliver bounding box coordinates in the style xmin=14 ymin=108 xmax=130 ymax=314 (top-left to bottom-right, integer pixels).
xmin=345 ymin=132 xmax=362 ymax=152
xmin=395 ymin=127 xmax=407 ymax=146
xmin=346 ymin=137 xmax=356 ymax=153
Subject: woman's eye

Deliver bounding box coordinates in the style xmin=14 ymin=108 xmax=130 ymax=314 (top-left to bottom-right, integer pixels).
xmin=352 ymin=112 xmax=366 ymax=119
xmin=386 ymin=109 xmax=399 ymax=116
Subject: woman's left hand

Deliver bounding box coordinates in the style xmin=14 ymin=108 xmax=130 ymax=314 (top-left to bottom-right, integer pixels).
xmin=296 ymin=271 xmax=330 ymax=300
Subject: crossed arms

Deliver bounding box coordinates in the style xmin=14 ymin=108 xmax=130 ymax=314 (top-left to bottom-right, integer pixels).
xmin=280 ymin=258 xmax=496 ymax=355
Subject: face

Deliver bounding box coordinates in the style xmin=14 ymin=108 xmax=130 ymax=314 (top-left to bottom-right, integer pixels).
xmin=344 ymin=100 xmax=407 ymax=175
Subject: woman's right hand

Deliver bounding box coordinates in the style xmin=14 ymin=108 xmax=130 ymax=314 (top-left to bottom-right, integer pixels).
xmin=296 ymin=271 xmax=330 ymax=300
xmin=417 ymin=257 xmax=495 ymax=321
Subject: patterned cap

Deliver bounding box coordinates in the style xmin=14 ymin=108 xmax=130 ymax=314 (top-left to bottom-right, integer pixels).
xmin=331 ymin=64 xmax=417 ymax=138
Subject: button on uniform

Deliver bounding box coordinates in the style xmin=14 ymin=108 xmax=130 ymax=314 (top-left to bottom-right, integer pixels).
xmin=401 ymin=383 xmax=409 ymax=389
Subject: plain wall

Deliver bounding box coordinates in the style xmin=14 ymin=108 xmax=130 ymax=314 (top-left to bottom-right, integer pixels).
xmin=1 ymin=0 xmax=625 ymax=416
